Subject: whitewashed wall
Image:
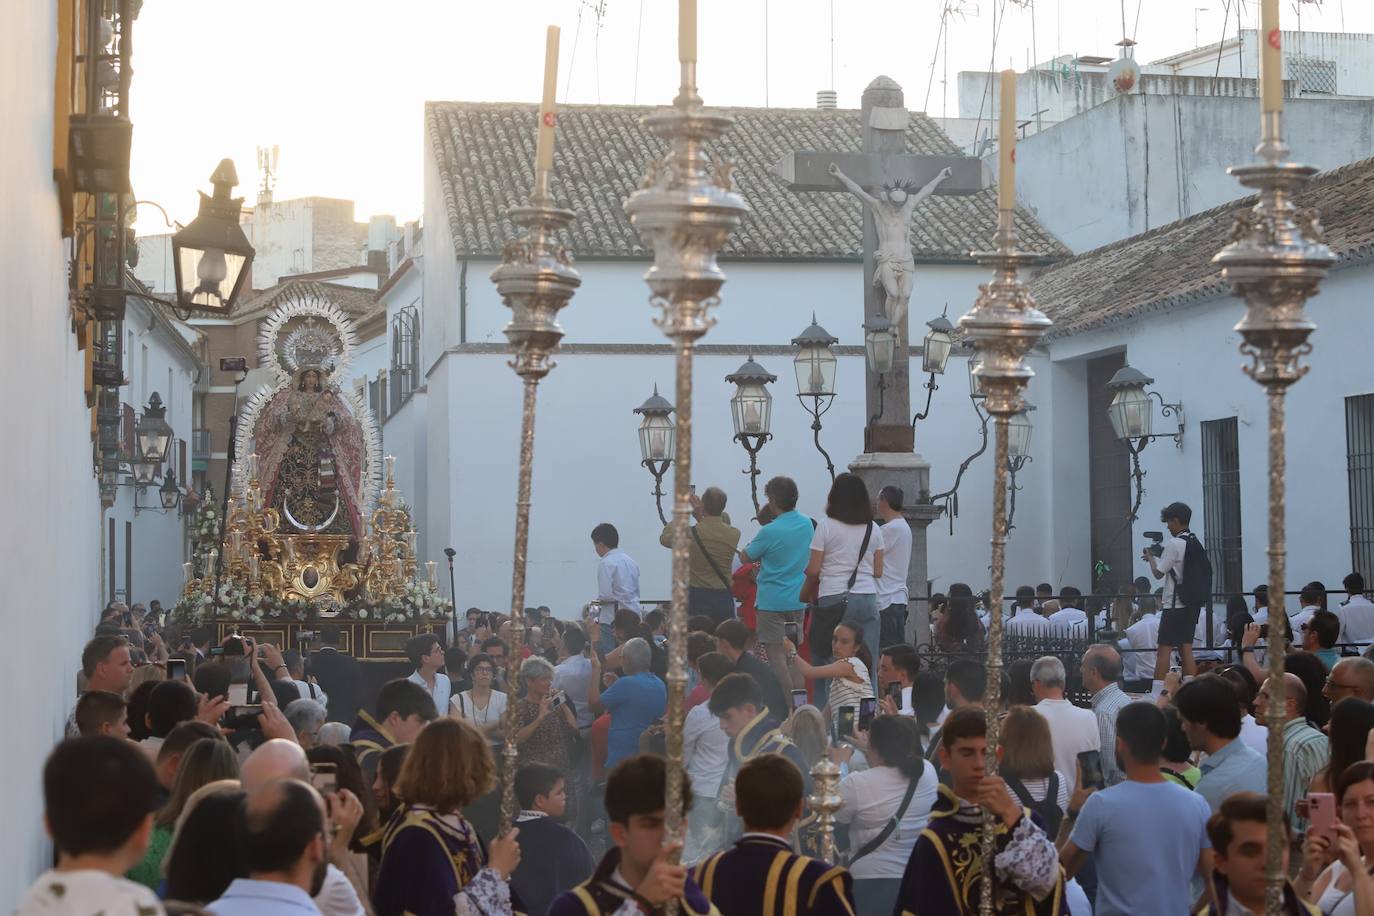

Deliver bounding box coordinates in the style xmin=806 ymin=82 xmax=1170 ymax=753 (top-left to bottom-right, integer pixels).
xmin=0 ymin=0 xmax=102 ymax=900
xmin=1047 ymin=259 xmax=1374 ymax=597
xmin=105 ymin=299 xmax=200 ymax=608
xmin=418 ymin=346 xmax=1054 ymax=616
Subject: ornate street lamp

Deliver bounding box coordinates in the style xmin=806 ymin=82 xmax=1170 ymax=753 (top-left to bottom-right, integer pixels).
xmin=1005 ymin=403 xmax=1035 ymax=532
xmin=634 ymin=386 xmax=676 ymax=524
xmin=966 ymin=346 xmax=987 ymax=400
xmin=135 ymin=392 xmax=173 ymax=468
xmin=792 ymin=315 xmax=838 ymax=480
xmin=863 ymin=313 xmax=896 ymax=375
xmin=1106 ymin=363 xmax=1185 ymax=522
xmin=159 ymin=468 xmax=182 ymax=511
xmin=913 ymin=306 xmax=956 ymax=425
xmin=726 ymin=355 xmax=776 ymax=514
xmin=1106 ymin=363 xmax=1185 ymax=446
xmin=131 ymin=452 xmax=159 ymax=486
xmin=171 ymin=160 xmax=255 ymax=317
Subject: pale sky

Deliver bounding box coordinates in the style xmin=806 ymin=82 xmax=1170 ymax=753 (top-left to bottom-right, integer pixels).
xmin=128 ymin=0 xmax=1369 ymax=233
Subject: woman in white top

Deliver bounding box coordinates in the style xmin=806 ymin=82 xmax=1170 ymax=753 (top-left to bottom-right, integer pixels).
xmin=1300 ymin=761 xmax=1374 ymax=915
xmin=834 ymin=715 xmax=938 ymax=915
xmin=450 ymin=653 xmax=507 ymax=742
xmin=791 ymin=621 xmax=875 ymax=723
xmin=806 ymin=472 xmax=884 ymax=704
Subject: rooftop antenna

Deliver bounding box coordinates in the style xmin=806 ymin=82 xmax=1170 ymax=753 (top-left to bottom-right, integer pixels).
xmin=255 ymin=144 xmax=279 ymax=206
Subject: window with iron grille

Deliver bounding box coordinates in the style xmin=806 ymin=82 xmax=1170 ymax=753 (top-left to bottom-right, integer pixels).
xmin=1201 ymin=417 xmax=1243 ymax=596
xmin=390 ymin=305 xmax=419 ymax=412
xmin=1346 ymin=394 xmax=1374 ymax=582
xmin=1288 ymin=55 xmax=1338 ymax=95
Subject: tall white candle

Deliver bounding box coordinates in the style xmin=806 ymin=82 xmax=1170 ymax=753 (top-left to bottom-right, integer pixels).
xmin=680 ymin=0 xmax=696 ymax=64
xmin=535 ymin=26 xmax=560 ymax=175
xmin=998 ymin=69 xmax=1016 ymax=212
xmin=1260 ymin=0 xmax=1283 ymax=113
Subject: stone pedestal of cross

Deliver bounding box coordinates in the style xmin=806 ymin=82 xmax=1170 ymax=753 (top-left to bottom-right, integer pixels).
xmin=774 ymin=75 xmax=988 ymax=645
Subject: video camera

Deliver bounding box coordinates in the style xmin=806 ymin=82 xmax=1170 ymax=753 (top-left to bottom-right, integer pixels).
xmin=1143 ymin=531 xmax=1165 ymax=558
xmin=296 ymin=630 xmax=318 ymax=644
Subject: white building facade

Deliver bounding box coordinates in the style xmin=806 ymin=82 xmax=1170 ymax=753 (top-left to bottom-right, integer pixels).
xmin=398 ymin=100 xmax=1067 ymax=615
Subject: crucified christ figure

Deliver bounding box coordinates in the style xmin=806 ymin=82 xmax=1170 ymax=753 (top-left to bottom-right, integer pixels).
xmin=828 ymin=162 xmax=952 ymax=328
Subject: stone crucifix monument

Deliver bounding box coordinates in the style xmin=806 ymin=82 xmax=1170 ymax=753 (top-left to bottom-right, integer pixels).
xmin=773 ymin=75 xmax=989 ymax=645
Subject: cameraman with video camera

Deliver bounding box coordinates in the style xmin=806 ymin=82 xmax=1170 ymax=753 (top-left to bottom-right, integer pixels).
xmin=1142 ymin=501 xmax=1213 ymax=690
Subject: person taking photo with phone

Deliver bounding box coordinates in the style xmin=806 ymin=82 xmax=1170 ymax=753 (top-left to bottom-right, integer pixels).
xmin=1297 ymin=761 xmax=1374 ymax=914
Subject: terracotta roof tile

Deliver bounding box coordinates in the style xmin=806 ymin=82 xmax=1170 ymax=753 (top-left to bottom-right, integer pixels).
xmin=234 ymin=279 xmax=381 ymax=325
xmin=1029 ymin=154 xmax=1374 ymax=338
xmin=425 ymin=101 xmax=1066 ymax=261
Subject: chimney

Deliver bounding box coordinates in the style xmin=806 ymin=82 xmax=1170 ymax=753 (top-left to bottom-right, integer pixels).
xmin=816 ymin=89 xmax=838 ymax=110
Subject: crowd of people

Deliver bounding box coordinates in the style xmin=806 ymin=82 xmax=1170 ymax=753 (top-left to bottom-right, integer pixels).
xmin=25 ymin=476 xmax=1374 ymax=916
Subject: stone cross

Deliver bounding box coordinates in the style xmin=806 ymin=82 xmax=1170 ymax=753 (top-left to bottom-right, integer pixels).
xmin=774 ymin=76 xmax=987 ymax=645
xmin=773 ymin=75 xmax=986 ymax=455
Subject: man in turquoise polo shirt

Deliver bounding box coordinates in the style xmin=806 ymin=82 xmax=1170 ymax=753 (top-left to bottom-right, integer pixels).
xmin=739 ymin=476 xmax=813 ymax=699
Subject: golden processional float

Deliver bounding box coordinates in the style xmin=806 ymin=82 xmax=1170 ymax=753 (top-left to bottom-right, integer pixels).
xmin=172 ymin=293 xmax=451 ymax=659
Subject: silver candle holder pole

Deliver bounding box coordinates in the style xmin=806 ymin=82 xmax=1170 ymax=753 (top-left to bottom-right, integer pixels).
xmin=1213 ymin=107 xmax=1332 ymax=916
xmin=958 ymin=208 xmax=1052 ymax=916
xmin=489 ymin=164 xmax=582 ymax=834
xmin=624 ymin=53 xmax=748 ymax=887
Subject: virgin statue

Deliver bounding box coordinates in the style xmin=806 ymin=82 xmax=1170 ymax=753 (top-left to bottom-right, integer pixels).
xmin=255 ymin=364 xmax=367 ymax=538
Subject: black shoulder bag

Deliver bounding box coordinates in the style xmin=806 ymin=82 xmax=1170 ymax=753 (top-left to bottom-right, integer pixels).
xmin=807 ymin=523 xmax=874 ymax=658
xmin=690 ymin=525 xmax=735 ymax=590
xmin=849 ymin=769 xmax=921 ymax=865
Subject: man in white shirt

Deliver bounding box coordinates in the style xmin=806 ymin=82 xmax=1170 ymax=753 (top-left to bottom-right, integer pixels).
xmin=682 ymin=654 xmax=732 ymax=863
xmin=1120 ymin=595 xmax=1162 ymax=684
xmin=284 ymin=650 xmax=329 ymax=711
xmin=16 ymin=737 xmax=166 ymax=916
xmin=877 ymin=644 xmax=919 ymax=716
xmin=1143 ymin=502 xmax=1207 ymax=685
xmin=1030 ymin=656 xmax=1101 ymax=796
xmin=592 ymin=522 xmax=641 ymax=653
xmin=553 ymin=626 xmax=597 ymax=728
xmin=404 ymin=634 xmax=451 ymax=714
xmin=1005 ymin=586 xmax=1053 ymax=638
xmin=1290 ymin=582 xmax=1325 ymax=634
xmin=875 ymin=486 xmax=912 ymax=648
xmin=1340 ymin=572 xmax=1374 ymax=648
xmin=1046 ymin=599 xmax=1088 ymax=636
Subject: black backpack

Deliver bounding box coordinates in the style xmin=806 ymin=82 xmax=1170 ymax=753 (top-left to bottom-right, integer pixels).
xmin=1174 ymin=530 xmax=1213 ymax=609
xmin=1004 ymin=772 xmax=1062 ymax=839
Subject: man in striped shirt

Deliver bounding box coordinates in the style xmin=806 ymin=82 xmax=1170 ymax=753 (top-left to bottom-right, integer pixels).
xmin=1082 ymin=645 xmax=1133 ymax=786
xmin=1256 ymin=672 xmax=1329 ymax=831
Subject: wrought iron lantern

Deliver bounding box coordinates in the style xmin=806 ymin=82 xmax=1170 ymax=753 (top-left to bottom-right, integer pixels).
xmin=159 ymin=468 xmax=182 ymax=511
xmin=135 ymin=392 xmax=173 ymax=467
xmin=633 ymin=386 xmax=676 ymax=526
xmin=171 ymin=160 xmax=255 ymax=316
xmin=864 ymin=314 xmax=896 ymax=376
xmin=792 ymin=314 xmax=838 ymax=398
xmin=1106 ymin=363 xmax=1183 ymax=447
xmin=1008 ymin=401 xmax=1035 ymax=459
xmin=727 ymin=355 xmax=776 ymax=439
xmin=635 ymin=386 xmax=677 ymax=463
xmin=922 ymin=308 xmax=956 ymax=375
xmin=967 ymin=347 xmax=988 ymax=399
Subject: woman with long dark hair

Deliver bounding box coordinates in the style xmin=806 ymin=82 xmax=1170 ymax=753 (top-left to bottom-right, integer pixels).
xmin=790 ymin=621 xmax=875 ymax=720
xmin=936 ymin=583 xmax=983 ymax=651
xmin=162 ymin=782 xmax=245 ymax=904
xmin=834 ymin=715 xmax=937 ymax=914
xmin=1310 ymin=697 xmax=1374 ymax=795
xmin=805 ymin=473 xmax=884 ymax=704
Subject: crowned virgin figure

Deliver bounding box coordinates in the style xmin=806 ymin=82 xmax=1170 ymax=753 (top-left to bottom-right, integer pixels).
xmin=254 ymin=336 xmax=367 ymax=539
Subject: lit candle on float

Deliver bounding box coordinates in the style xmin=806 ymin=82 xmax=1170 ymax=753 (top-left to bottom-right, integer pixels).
xmin=1260 ymin=0 xmax=1283 ymax=113
xmin=246 ymin=453 xmax=260 ymax=481
xmin=248 ymin=555 xmax=260 ymax=582
xmin=183 ymin=562 xmax=193 ymax=583
xmin=998 ymin=69 xmax=1016 ymax=212
xmin=535 ymin=26 xmax=560 ymax=185
xmin=426 ymin=560 xmax=438 ymax=587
